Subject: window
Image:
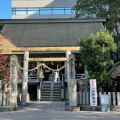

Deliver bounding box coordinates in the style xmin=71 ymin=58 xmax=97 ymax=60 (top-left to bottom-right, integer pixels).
xmin=12 ymin=7 xmax=75 ymax=15
xmin=40 ymin=8 xmax=52 ymax=14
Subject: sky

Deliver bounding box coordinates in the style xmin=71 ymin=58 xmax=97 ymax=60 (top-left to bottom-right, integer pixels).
xmin=0 ymin=0 xmax=11 ymax=19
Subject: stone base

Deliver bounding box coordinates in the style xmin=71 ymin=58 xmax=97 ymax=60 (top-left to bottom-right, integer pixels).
xmin=80 ymin=105 xmax=100 ymax=111
xmin=0 ymin=106 xmax=16 ymax=112
xmin=66 ymin=106 xmax=80 ymax=111
xmin=26 ymin=93 xmax=30 ymax=102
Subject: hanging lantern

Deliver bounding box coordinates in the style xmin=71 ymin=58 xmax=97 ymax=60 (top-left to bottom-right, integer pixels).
xmin=58 ymin=71 xmax=60 ymax=80
xmin=39 ymin=66 xmax=45 ymax=79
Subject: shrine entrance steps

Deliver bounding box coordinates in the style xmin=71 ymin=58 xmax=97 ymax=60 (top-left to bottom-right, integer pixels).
xmin=41 ymin=81 xmax=61 ymax=101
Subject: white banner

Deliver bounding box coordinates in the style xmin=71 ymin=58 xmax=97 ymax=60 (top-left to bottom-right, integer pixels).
xmin=89 ymin=79 xmax=97 ymax=106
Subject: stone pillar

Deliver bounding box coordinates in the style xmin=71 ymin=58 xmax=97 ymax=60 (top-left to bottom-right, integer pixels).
xmin=66 ymin=51 xmax=77 ymax=107
xmin=9 ymin=55 xmax=18 ymax=110
xmin=66 ymin=51 xmax=71 ymax=100
xmin=18 ymin=57 xmax=22 ymax=77
xmin=21 ymin=51 xmax=29 ymax=105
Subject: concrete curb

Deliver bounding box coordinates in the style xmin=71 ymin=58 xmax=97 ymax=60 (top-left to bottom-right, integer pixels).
xmin=65 ymin=101 xmax=120 ymax=111
xmin=66 ymin=106 xmax=80 ymax=111
xmin=80 ymin=105 xmax=120 ymax=111
xmin=0 ymin=102 xmax=33 ymax=112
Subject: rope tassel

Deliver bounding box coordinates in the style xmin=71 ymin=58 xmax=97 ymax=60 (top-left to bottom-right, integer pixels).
xmin=39 ymin=66 xmax=44 ymax=79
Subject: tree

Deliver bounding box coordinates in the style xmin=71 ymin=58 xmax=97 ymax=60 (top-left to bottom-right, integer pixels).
xmin=78 ymin=29 xmax=116 ymax=91
xmin=0 ymin=24 xmax=10 ymax=82
xmin=0 ymin=34 xmax=10 ymax=106
xmin=73 ymin=0 xmax=120 ymax=32
xmin=0 ymin=35 xmax=10 ymax=87
xmin=74 ymin=0 xmax=120 ymax=63
xmin=0 ymin=23 xmax=4 ymax=33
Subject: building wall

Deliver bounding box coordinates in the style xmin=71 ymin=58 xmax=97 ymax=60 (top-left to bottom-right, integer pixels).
xmin=12 ymin=0 xmax=77 ymax=7
xmin=12 ymin=14 xmax=75 ymax=19
xmin=12 ymin=0 xmax=77 ymax=19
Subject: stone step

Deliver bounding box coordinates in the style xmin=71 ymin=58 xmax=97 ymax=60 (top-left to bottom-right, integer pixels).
xmin=42 ymin=93 xmax=61 ymax=96
xmin=42 ymin=88 xmax=61 ymax=91
xmin=42 ymin=91 xmax=61 ymax=94
xmin=41 ymin=96 xmax=61 ymax=98
xmin=42 ymin=93 xmax=61 ymax=95
xmin=42 ymin=86 xmax=61 ymax=88
xmin=41 ymin=95 xmax=61 ymax=98
xmin=41 ymin=98 xmax=61 ymax=101
xmin=41 ymin=81 xmax=62 ymax=101
xmin=42 ymin=90 xmax=61 ymax=93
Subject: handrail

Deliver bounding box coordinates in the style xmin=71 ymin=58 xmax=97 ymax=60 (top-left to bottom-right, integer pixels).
xmin=28 ymin=74 xmax=39 ymax=82
xmin=39 ymin=78 xmax=43 ymax=101
xmin=62 ymin=74 xmax=85 ymax=82
xmin=40 ymin=78 xmax=43 ymax=91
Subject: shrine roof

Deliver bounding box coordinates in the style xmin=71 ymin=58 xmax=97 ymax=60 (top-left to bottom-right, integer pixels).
xmin=0 ymin=18 xmax=105 ymax=47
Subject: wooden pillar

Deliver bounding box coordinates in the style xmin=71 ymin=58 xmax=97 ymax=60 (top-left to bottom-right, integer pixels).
xmin=21 ymin=51 xmax=29 ymax=105
xmin=37 ymin=62 xmax=40 ymax=101
xmin=9 ymin=55 xmax=18 ymax=110
xmin=17 ymin=85 xmax=21 ymax=102
xmin=64 ymin=61 xmax=67 ymax=100
xmin=0 ymin=81 xmax=2 ymax=106
xmin=37 ymin=62 xmax=40 ymax=81
xmin=84 ymin=65 xmax=88 ymax=78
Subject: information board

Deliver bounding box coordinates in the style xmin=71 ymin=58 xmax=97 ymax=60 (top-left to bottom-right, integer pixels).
xmin=101 ymin=95 xmax=109 ymax=104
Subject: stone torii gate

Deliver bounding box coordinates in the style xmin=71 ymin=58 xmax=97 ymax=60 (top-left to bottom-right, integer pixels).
xmin=9 ymin=46 xmax=78 ymax=107
xmin=20 ymin=50 xmax=77 ymax=107
xmin=20 ymin=51 xmax=77 ymax=107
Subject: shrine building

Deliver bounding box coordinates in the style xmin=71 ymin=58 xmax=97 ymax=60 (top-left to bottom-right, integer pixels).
xmin=0 ymin=18 xmax=105 ymax=101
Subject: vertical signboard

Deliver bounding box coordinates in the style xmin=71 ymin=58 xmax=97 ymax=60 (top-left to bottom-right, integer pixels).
xmin=90 ymin=79 xmax=97 ymax=106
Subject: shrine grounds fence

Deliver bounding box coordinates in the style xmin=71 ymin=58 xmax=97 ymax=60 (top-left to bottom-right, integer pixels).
xmin=77 ymin=92 xmax=120 ymax=106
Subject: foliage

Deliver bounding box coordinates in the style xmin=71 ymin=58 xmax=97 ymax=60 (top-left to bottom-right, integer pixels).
xmin=0 ymin=55 xmax=10 ymax=80
xmin=0 ymin=23 xmax=4 ymax=33
xmin=0 ymin=35 xmax=10 ymax=81
xmin=73 ymin=0 xmax=120 ymax=32
xmin=78 ymin=29 xmax=116 ymax=90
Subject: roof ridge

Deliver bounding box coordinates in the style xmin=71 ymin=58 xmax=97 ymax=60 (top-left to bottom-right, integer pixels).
xmin=0 ymin=18 xmax=106 ymax=24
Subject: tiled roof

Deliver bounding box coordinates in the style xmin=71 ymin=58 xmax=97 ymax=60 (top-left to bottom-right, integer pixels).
xmin=0 ymin=18 xmax=105 ymax=47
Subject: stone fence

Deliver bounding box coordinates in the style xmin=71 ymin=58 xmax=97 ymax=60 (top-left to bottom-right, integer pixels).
xmin=77 ymin=92 xmax=120 ymax=106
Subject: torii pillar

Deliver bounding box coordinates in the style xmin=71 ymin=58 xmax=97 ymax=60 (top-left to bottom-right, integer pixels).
xmin=21 ymin=51 xmax=29 ymax=105
xmin=9 ymin=55 xmax=18 ymax=111
xmin=66 ymin=51 xmax=77 ymax=107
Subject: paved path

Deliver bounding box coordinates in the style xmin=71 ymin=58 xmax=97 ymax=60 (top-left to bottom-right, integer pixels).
xmin=0 ymin=101 xmax=120 ymax=120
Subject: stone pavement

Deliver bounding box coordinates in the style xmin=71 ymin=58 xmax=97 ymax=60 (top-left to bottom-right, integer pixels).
xmin=0 ymin=101 xmax=120 ymax=120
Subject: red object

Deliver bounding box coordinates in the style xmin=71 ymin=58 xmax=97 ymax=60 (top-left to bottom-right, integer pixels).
xmin=0 ymin=35 xmax=10 ymax=81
